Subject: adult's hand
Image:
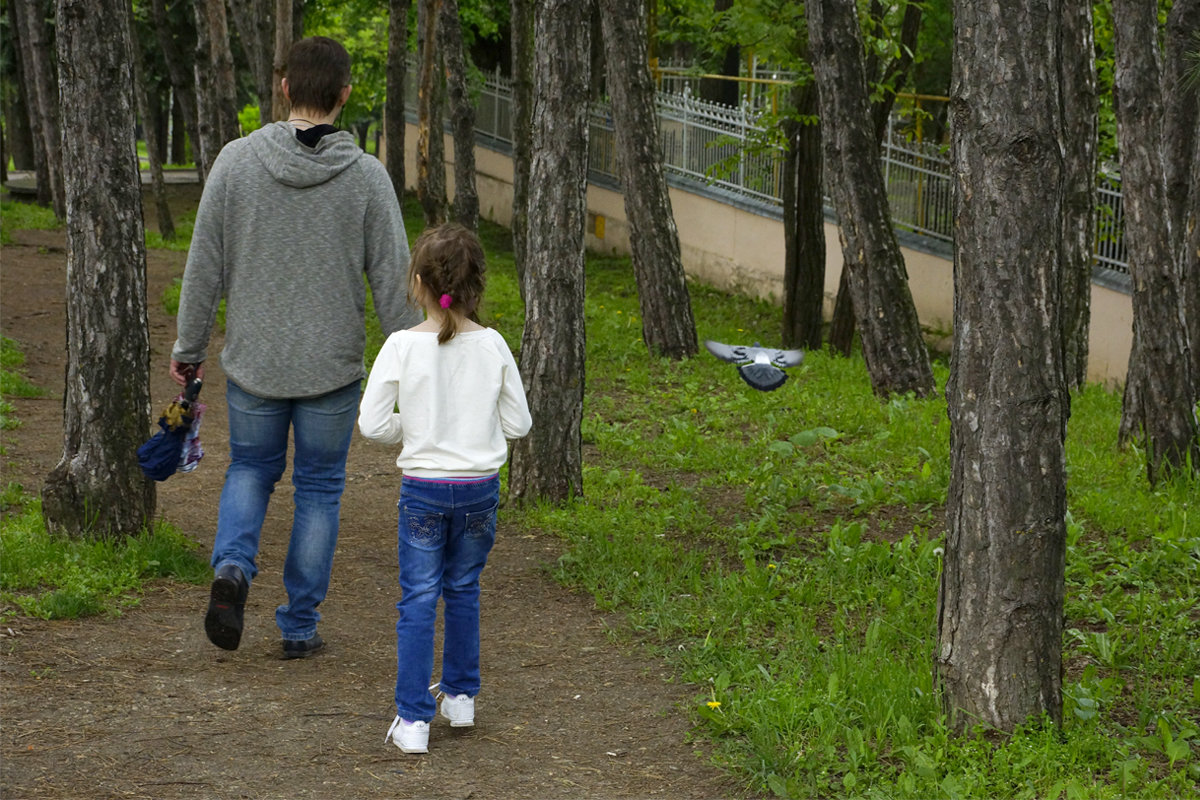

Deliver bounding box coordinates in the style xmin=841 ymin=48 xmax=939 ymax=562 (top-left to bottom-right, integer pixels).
xmin=169 ymin=359 xmax=205 ymax=387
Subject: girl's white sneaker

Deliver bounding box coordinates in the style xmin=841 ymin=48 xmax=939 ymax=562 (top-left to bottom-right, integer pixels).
xmin=439 ymin=693 xmax=475 ymax=727
xmin=385 ymin=715 xmax=429 ymax=753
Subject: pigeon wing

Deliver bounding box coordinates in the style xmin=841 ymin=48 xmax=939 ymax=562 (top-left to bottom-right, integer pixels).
xmin=704 ymin=340 xmax=749 ymax=364
xmin=770 ymin=348 xmax=805 ymax=369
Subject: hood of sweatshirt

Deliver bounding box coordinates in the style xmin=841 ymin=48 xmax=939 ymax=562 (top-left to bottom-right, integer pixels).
xmin=248 ymin=121 xmax=363 ymax=189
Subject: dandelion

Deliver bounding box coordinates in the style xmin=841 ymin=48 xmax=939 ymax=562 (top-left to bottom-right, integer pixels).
xmin=706 ymin=700 xmax=722 ymax=710
xmin=768 ymin=563 xmax=777 ymax=570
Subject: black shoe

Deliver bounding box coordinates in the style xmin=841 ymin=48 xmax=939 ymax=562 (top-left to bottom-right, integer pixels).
xmin=282 ymin=633 xmax=325 ymax=659
xmin=204 ymin=563 xmax=248 ymax=651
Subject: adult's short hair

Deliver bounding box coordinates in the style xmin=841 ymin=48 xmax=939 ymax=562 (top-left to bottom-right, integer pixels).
xmin=285 ymin=37 xmax=351 ymax=115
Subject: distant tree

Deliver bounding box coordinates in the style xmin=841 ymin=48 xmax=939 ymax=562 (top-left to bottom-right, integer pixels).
xmin=148 ymin=0 xmax=201 ymax=170
xmin=806 ymin=0 xmax=934 ymax=398
xmin=193 ymin=0 xmax=240 ymax=179
xmin=509 ymin=0 xmax=535 ymax=298
xmin=272 ymin=0 xmax=293 ymax=121
xmin=508 ymin=0 xmax=591 ymax=504
xmin=385 ymin=0 xmax=411 ymax=198
xmin=416 ymin=0 xmax=447 ymax=225
xmin=597 ymin=0 xmax=698 ymax=359
xmin=129 ymin=4 xmax=175 ymax=241
xmin=2 ymin=4 xmax=38 ymax=173
xmin=44 ymin=0 xmax=155 ymax=537
xmin=11 ymin=0 xmax=64 ymax=216
xmin=1112 ymin=0 xmax=1199 ymax=483
xmin=780 ymin=80 xmax=824 ymax=351
xmin=938 ymin=0 xmax=1069 ymax=733
xmin=227 ymin=0 xmax=274 ymax=126
xmin=440 ymin=0 xmax=479 ymax=231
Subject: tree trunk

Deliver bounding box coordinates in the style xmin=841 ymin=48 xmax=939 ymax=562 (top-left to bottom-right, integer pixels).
xmin=1059 ymin=0 xmax=1097 ymax=390
xmin=227 ymin=0 xmax=273 ymax=126
xmin=508 ymin=0 xmax=591 ymax=505
xmin=509 ymin=0 xmax=535 ymax=300
xmin=385 ymin=0 xmax=411 ymax=200
xmin=597 ymin=0 xmax=697 ymax=359
xmin=416 ymin=0 xmax=447 ymax=226
xmin=780 ymin=82 xmax=825 ymax=351
xmin=193 ymin=0 xmax=241 ymax=180
xmin=130 ymin=8 xmax=176 ymax=241
xmin=1112 ymin=0 xmax=1199 ymax=483
xmin=699 ymin=0 xmax=738 ymax=107
xmin=938 ymin=0 xmax=1068 ymax=733
xmin=1 ymin=21 xmax=38 ymax=172
xmin=44 ymin=0 xmax=155 ymax=538
xmin=272 ymin=0 xmax=293 ymax=122
xmin=150 ymin=0 xmax=200 ymax=172
xmin=830 ymin=1 xmax=922 ymax=357
xmin=170 ymin=92 xmax=188 ymax=163
xmin=439 ymin=0 xmax=479 ymax=232
xmin=13 ymin=0 xmax=65 ymax=217
xmin=806 ymin=0 xmax=934 ymax=398
xmin=1187 ymin=117 xmax=1200 ymax=404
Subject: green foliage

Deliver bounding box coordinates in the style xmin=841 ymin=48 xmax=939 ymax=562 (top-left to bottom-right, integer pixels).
xmin=1 ymin=337 xmax=42 ymax=432
xmin=0 ymin=199 xmax=62 ymax=245
xmin=0 ymin=497 xmax=210 ymax=621
xmin=145 ymin=210 xmax=195 ymax=252
xmin=239 ymin=103 xmax=265 ymax=134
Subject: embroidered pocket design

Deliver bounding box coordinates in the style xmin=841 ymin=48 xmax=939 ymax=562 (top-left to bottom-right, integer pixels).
xmin=402 ymin=505 xmax=445 ymax=548
xmin=464 ymin=503 xmax=498 ymax=541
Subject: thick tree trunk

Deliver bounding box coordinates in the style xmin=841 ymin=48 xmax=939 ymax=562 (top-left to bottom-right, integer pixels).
xmin=385 ymin=0 xmax=411 ymax=200
xmin=508 ymin=0 xmax=591 ymax=505
xmin=150 ymin=0 xmax=200 ymax=172
xmin=44 ymin=0 xmax=155 ymax=538
xmin=597 ymin=0 xmax=697 ymax=359
xmin=13 ymin=0 xmax=65 ymax=216
xmin=227 ymin=0 xmax=273 ymax=126
xmin=439 ymin=0 xmax=479 ymax=232
xmin=806 ymin=0 xmax=934 ymax=398
xmin=1188 ymin=121 xmax=1200 ymax=404
xmin=131 ymin=9 xmax=176 ymax=241
xmin=780 ymin=82 xmax=824 ymax=351
xmin=272 ymin=0 xmax=293 ymax=122
xmin=939 ymin=0 xmax=1068 ymax=733
xmin=193 ymin=0 xmax=241 ymax=179
xmin=509 ymin=0 xmax=535 ymax=300
xmin=1060 ymin=0 xmax=1097 ymax=390
xmin=1112 ymin=0 xmax=1199 ymax=482
xmin=416 ymin=0 xmax=447 ymax=227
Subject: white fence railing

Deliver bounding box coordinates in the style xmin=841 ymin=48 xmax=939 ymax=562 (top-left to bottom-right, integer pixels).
xmin=467 ymin=66 xmax=1129 ymax=277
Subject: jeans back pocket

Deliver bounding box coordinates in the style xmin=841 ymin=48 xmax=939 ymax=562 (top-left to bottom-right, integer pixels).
xmin=463 ymin=502 xmax=498 ymax=541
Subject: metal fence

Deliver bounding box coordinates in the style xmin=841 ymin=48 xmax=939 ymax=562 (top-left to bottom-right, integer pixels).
xmin=469 ymin=67 xmax=1129 ymax=277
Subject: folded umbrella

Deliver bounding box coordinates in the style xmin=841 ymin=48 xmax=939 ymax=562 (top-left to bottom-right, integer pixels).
xmin=138 ymin=376 xmax=204 ymax=481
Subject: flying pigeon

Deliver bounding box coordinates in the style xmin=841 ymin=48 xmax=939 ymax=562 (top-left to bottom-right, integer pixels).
xmin=705 ymin=340 xmax=805 ymax=392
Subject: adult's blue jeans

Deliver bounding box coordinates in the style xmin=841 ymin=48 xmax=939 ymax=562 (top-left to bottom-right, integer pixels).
xmin=212 ymin=379 xmax=360 ymax=641
xmin=394 ymin=475 xmax=499 ymax=723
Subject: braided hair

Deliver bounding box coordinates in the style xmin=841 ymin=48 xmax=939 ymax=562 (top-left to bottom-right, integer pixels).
xmin=408 ymin=223 xmax=487 ymax=344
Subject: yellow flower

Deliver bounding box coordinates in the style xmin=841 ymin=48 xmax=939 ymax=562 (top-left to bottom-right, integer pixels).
xmin=706 ymin=700 xmax=722 ymax=709
xmin=768 ymin=563 xmax=777 ymax=570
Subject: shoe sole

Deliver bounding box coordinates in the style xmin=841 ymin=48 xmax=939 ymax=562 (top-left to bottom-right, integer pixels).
xmin=396 ymin=743 xmax=428 ymax=754
xmin=282 ymin=641 xmax=325 ymax=659
xmin=204 ymin=575 xmax=244 ymax=651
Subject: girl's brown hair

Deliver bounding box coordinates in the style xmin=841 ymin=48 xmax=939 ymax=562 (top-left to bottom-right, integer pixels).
xmin=408 ymin=223 xmax=487 ymax=344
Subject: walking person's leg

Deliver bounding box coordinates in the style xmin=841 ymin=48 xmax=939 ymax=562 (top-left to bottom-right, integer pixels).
xmin=438 ymin=477 xmax=500 ymax=722
xmin=206 ymin=380 xmax=291 ymax=650
xmin=275 ymin=380 xmax=360 ymax=656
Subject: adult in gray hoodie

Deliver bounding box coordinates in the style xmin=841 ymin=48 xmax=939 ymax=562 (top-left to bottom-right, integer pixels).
xmin=169 ymin=37 xmax=420 ymax=659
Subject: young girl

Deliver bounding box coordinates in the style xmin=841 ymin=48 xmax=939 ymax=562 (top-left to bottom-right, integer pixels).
xmin=359 ymin=223 xmax=532 ymax=754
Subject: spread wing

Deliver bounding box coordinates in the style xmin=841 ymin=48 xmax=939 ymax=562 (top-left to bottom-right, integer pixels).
xmin=766 ymin=348 xmax=805 ymax=369
xmin=704 ymin=340 xmax=750 ymax=364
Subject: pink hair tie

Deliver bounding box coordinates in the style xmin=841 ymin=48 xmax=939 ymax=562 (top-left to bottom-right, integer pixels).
xmin=439 ymin=294 xmax=453 ymax=310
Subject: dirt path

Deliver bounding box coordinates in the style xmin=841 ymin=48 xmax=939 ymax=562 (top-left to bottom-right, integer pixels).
xmin=0 ymin=188 xmax=754 ymax=800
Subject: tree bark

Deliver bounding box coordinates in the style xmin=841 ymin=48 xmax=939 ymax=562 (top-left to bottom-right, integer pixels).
xmin=43 ymin=0 xmax=155 ymax=538
xmin=938 ymin=0 xmax=1068 ymax=733
xmin=780 ymin=82 xmax=825 ymax=351
xmin=1059 ymin=0 xmax=1097 ymax=390
xmin=439 ymin=0 xmax=479 ymax=232
xmin=12 ymin=0 xmax=65 ymax=216
xmin=806 ymin=0 xmax=934 ymax=398
xmin=597 ymin=0 xmax=697 ymax=359
xmin=508 ymin=0 xmax=591 ymax=505
xmin=509 ymin=0 xmax=535 ymax=300
xmin=416 ymin=0 xmax=447 ymax=226
xmin=227 ymin=0 xmax=273 ymax=127
xmin=149 ymin=0 xmax=200 ymax=172
xmin=1112 ymin=0 xmax=1199 ymax=483
xmin=130 ymin=7 xmax=176 ymax=241
xmin=193 ymin=0 xmax=241 ymax=180
xmin=385 ymin=0 xmax=411 ymax=200
xmin=272 ymin=0 xmax=293 ymax=122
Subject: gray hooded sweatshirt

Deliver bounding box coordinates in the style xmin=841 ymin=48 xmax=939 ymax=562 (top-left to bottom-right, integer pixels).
xmin=172 ymin=122 xmax=421 ymax=399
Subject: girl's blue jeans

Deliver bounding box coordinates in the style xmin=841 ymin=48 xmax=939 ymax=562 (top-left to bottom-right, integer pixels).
xmin=394 ymin=475 xmax=499 ymax=723
xmin=211 ymin=379 xmax=360 ymax=641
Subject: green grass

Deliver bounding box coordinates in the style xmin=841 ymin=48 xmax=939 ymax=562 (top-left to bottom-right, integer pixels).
xmin=1 ymin=336 xmax=43 ymax=433
xmin=399 ymin=214 xmax=1196 ymax=799
xmin=0 ymin=199 xmax=61 ymax=245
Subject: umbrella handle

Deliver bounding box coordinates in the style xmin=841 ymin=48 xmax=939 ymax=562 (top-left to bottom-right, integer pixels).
xmin=184 ymin=377 xmax=203 ymax=405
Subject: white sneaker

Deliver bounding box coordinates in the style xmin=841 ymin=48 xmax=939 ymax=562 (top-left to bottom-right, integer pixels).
xmin=385 ymin=715 xmax=429 ymax=754
xmin=439 ymin=693 xmax=475 ymax=727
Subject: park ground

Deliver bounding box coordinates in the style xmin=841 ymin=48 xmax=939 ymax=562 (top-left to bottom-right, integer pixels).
xmin=0 ymin=183 xmax=761 ymax=800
